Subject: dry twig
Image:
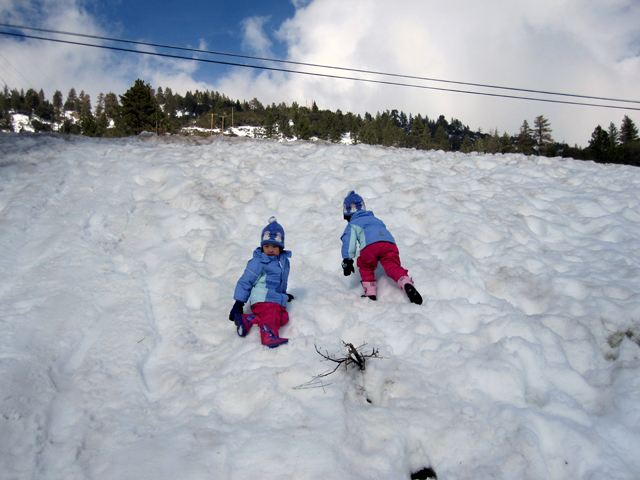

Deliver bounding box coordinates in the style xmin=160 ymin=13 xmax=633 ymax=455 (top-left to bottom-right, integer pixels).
xmin=314 ymin=341 xmax=380 ymax=378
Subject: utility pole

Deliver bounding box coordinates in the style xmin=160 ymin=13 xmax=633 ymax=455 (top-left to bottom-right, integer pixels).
xmin=216 ymin=114 xmax=228 ymax=134
xmin=208 ymin=113 xmax=214 ymax=136
xmin=231 ymin=107 xmax=234 ymax=129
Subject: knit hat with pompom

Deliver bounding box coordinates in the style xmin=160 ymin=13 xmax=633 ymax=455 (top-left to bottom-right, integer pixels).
xmin=343 ymin=191 xmax=366 ymax=215
xmin=261 ymin=216 xmax=285 ymax=248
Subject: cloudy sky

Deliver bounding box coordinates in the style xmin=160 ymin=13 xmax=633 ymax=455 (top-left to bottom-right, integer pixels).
xmin=1 ymin=0 xmax=639 ymax=146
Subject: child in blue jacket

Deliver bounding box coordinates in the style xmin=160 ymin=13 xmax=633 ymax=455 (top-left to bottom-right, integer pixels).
xmin=341 ymin=191 xmax=422 ymax=304
xmin=228 ymin=216 xmax=293 ymax=348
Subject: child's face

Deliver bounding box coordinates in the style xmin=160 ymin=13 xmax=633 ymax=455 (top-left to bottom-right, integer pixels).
xmin=262 ymin=243 xmax=280 ymax=256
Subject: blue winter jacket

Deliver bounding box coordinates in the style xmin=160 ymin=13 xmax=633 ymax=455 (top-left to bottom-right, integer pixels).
xmin=341 ymin=210 xmax=396 ymax=259
xmin=234 ymin=247 xmax=291 ymax=307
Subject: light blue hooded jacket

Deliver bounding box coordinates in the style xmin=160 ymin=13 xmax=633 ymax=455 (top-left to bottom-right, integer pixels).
xmin=340 ymin=210 xmax=396 ymax=259
xmin=234 ymin=247 xmax=291 ymax=307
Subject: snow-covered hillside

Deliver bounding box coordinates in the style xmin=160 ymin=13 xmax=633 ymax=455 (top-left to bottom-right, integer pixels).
xmin=1 ymin=132 xmax=639 ymax=480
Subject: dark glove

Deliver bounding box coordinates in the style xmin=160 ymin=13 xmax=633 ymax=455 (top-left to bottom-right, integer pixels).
xmin=229 ymin=300 xmax=245 ymax=321
xmin=286 ymin=293 xmax=295 ymax=302
xmin=342 ymin=258 xmax=355 ymax=276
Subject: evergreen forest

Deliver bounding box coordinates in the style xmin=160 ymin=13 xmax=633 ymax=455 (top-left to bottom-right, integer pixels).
xmin=1 ymin=79 xmax=639 ymax=167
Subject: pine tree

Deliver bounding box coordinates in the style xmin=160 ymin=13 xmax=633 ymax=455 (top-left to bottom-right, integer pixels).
xmin=95 ymin=93 xmax=105 ymax=117
xmin=408 ymin=116 xmax=431 ymax=150
xmin=75 ymin=91 xmax=84 ymax=113
xmin=436 ymin=115 xmax=449 ymax=131
xmin=620 ymin=115 xmax=639 ymax=144
xmin=278 ymin=113 xmax=293 ymax=139
xmin=248 ymin=97 xmax=264 ymax=111
xmin=10 ymin=89 xmax=23 ymax=113
xmin=293 ymin=112 xmax=311 ymax=140
xmin=380 ymin=113 xmax=404 ymax=147
xmin=163 ymin=88 xmax=177 ymax=118
xmin=0 ymin=87 xmax=6 ymax=116
xmin=155 ymin=86 xmax=165 ymax=106
xmin=53 ymin=90 xmax=62 ymax=113
xmin=485 ymin=129 xmax=500 ymax=154
xmin=34 ymin=91 xmax=54 ymax=121
xmin=617 ymin=116 xmax=640 ymax=166
xmin=588 ymin=125 xmax=613 ymax=162
xmin=357 ymin=120 xmax=377 ymax=145
xmin=499 ymin=132 xmax=515 ymax=154
xmin=607 ymin=122 xmax=619 ymax=147
xmin=433 ymin=124 xmax=450 ymax=151
xmin=533 ymin=115 xmax=553 ymax=154
xmin=64 ymin=88 xmax=77 ymax=111
xmin=399 ymin=111 xmax=409 ymax=134
xmin=80 ymin=93 xmax=92 ymax=118
xmin=263 ymin=107 xmax=277 ymax=138
xmin=24 ymin=88 xmax=40 ymax=116
xmin=0 ymin=85 xmax=9 ymax=111
xmin=517 ymin=120 xmax=536 ymax=154
xmin=410 ymin=116 xmax=425 ymax=137
xmin=81 ymin=114 xmax=99 ymax=137
xmin=104 ymin=92 xmax=119 ymax=119
xmin=118 ymin=79 xmax=164 ymax=136
xmin=328 ymin=110 xmax=344 ymax=143
xmin=0 ymin=86 xmax=11 ymax=131
xmin=460 ymin=135 xmax=473 ymax=153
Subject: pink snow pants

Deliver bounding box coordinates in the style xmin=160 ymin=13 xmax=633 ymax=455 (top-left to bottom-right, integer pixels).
xmin=357 ymin=241 xmax=409 ymax=282
xmin=246 ymin=302 xmax=289 ymax=345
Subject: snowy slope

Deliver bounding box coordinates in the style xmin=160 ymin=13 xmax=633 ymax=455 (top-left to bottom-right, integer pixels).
xmin=1 ymin=132 xmax=639 ymax=480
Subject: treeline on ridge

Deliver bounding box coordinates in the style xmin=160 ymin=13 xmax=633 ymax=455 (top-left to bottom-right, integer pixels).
xmin=1 ymin=78 xmax=639 ymax=167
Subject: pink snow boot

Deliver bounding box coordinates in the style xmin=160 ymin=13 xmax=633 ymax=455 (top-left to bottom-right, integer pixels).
xmin=235 ymin=313 xmax=256 ymax=337
xmin=361 ymin=281 xmax=377 ymax=301
xmin=397 ymin=276 xmax=423 ymax=305
xmin=260 ymin=324 xmax=289 ymax=348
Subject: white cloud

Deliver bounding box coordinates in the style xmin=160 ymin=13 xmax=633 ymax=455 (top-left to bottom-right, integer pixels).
xmin=1 ymin=0 xmax=118 ymax=94
xmin=217 ymin=0 xmax=640 ymax=146
xmin=0 ymin=0 xmax=212 ymax=105
xmin=290 ymin=0 xmax=312 ymax=8
xmin=240 ymin=16 xmax=273 ymax=58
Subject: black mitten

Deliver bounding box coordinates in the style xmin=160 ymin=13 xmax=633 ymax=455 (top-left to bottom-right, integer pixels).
xmin=286 ymin=294 xmax=295 ymax=302
xmin=342 ymin=258 xmax=355 ymax=276
xmin=229 ymin=300 xmax=245 ymax=321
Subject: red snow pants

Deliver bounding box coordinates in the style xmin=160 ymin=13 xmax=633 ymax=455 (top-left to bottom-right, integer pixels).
xmin=247 ymin=302 xmax=289 ymax=345
xmin=357 ymin=241 xmax=408 ymax=283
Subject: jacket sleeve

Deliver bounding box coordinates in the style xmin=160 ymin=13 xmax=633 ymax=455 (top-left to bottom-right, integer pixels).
xmin=341 ymin=224 xmax=360 ymax=259
xmin=340 ymin=225 xmax=353 ymax=259
xmin=282 ymin=258 xmax=290 ymax=295
xmin=277 ymin=254 xmax=291 ymax=307
xmin=233 ymin=258 xmax=262 ymax=303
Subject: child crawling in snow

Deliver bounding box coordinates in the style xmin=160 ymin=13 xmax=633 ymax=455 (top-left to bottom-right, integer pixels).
xmin=228 ymin=216 xmax=293 ymax=348
xmin=340 ymin=191 xmax=423 ymax=304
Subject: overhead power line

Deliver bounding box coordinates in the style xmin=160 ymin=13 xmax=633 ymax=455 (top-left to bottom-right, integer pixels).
xmin=3 ymin=23 xmax=639 ymax=106
xmin=0 ymin=26 xmax=639 ymax=112
xmin=0 ymin=51 xmax=35 ymax=89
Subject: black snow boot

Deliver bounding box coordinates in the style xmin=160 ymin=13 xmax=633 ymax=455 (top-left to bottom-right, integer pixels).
xmin=404 ymin=284 xmax=423 ymax=305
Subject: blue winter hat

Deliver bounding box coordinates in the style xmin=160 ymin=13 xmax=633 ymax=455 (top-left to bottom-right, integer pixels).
xmin=343 ymin=191 xmax=366 ymax=215
xmin=261 ymin=216 xmax=285 ymax=248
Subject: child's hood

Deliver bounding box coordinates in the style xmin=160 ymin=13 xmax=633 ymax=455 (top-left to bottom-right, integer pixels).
xmin=352 ymin=210 xmax=374 ymax=219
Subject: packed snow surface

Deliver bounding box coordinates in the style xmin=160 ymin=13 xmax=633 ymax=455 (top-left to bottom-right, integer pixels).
xmin=1 ymin=133 xmax=640 ymax=480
